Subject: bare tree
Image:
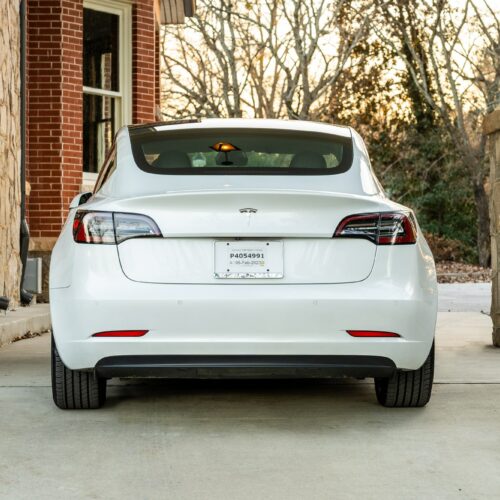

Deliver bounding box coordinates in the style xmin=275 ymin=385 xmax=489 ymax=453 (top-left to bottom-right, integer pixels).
xmin=161 ymin=0 xmax=245 ymax=118
xmin=160 ymin=0 xmax=499 ymax=265
xmin=160 ymin=0 xmax=375 ymax=120
xmin=373 ymin=0 xmax=500 ymax=266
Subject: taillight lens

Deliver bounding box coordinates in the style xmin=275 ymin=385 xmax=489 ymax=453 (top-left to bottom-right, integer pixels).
xmin=92 ymin=330 xmax=148 ymax=337
xmin=378 ymin=213 xmax=416 ymax=245
xmin=347 ymin=330 xmax=400 ymax=338
xmin=73 ymin=211 xmax=162 ymax=244
xmin=114 ymin=213 xmax=162 ymax=243
xmin=334 ymin=212 xmax=416 ymax=245
xmin=73 ymin=212 xmax=115 ymax=244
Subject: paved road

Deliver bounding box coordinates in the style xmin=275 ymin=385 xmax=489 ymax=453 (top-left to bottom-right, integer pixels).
xmin=438 ymin=282 xmax=490 ymax=313
xmin=0 ymin=311 xmax=499 ymax=499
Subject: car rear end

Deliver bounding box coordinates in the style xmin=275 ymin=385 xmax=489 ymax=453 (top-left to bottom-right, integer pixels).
xmin=50 ymin=120 xmax=437 ymax=408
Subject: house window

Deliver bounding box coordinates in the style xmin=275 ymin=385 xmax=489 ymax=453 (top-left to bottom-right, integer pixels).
xmin=83 ymin=0 xmax=131 ymax=175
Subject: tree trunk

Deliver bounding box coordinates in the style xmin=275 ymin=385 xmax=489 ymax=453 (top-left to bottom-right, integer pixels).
xmin=473 ymin=177 xmax=491 ymax=268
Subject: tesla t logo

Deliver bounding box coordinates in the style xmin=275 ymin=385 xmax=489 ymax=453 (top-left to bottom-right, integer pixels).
xmin=239 ymin=208 xmax=257 ymax=225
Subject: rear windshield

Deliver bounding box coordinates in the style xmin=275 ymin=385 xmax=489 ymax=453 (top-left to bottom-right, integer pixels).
xmin=129 ymin=127 xmax=353 ymax=175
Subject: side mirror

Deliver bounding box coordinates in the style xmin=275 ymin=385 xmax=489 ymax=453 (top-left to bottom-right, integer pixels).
xmin=69 ymin=192 xmax=92 ymax=210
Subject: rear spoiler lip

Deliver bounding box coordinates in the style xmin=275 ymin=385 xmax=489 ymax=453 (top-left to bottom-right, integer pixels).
xmin=99 ymin=188 xmax=384 ymax=201
xmin=79 ymin=190 xmax=396 ymax=217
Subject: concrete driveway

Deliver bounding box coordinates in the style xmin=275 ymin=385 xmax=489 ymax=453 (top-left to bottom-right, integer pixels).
xmin=1 ymin=287 xmax=499 ymax=499
xmin=438 ymin=282 xmax=491 ymax=313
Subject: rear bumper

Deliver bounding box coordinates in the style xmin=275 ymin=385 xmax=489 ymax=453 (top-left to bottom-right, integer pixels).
xmin=95 ymin=355 xmax=396 ymax=379
xmin=51 ymin=282 xmax=436 ymax=372
xmin=50 ymin=244 xmax=437 ymax=373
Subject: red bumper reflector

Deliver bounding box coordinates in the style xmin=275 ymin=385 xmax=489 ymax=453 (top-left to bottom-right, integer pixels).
xmin=92 ymin=330 xmax=148 ymax=338
xmin=347 ymin=330 xmax=400 ymax=338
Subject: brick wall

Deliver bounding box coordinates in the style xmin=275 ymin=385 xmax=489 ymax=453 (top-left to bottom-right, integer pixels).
xmin=27 ymin=0 xmax=83 ymax=242
xmin=26 ymin=0 xmax=160 ymax=250
xmin=133 ymin=0 xmax=158 ymax=123
xmin=0 ymin=0 xmax=22 ymax=307
xmin=155 ymin=25 xmax=161 ymax=118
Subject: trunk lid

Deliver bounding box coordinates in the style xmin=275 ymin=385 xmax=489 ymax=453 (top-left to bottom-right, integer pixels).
xmin=113 ymin=190 xmax=382 ymax=284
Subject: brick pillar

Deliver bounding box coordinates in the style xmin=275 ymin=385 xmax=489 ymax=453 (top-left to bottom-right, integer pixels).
xmin=132 ymin=0 xmax=157 ymax=123
xmin=26 ymin=0 xmax=83 ymax=249
xmin=484 ymin=107 xmax=500 ymax=347
xmin=26 ymin=0 xmax=83 ymax=301
xmin=154 ymin=24 xmax=161 ymax=119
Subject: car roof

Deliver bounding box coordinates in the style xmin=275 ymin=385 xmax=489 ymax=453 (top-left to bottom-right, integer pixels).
xmin=127 ymin=118 xmax=352 ymax=139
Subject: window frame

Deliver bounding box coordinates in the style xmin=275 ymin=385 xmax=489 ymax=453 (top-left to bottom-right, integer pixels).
xmin=83 ymin=0 xmax=132 ymax=179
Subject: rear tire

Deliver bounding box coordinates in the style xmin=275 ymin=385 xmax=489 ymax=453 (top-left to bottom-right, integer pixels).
xmin=375 ymin=343 xmax=434 ymax=408
xmin=51 ymin=334 xmax=107 ymax=409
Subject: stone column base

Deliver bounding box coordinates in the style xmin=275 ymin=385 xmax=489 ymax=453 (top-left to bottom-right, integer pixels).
xmin=493 ymin=328 xmax=500 ymax=347
xmin=485 ymin=108 xmax=500 ymax=347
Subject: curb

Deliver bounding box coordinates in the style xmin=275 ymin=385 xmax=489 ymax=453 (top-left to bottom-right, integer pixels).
xmin=0 ymin=304 xmax=51 ymax=349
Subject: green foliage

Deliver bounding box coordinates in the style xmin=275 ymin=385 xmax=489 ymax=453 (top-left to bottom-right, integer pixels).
xmin=321 ymin=15 xmax=481 ymax=263
xmin=369 ymin=129 xmax=478 ymax=263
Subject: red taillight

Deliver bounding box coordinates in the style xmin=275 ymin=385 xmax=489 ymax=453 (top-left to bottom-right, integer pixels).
xmin=334 ymin=212 xmax=416 ymax=245
xmin=335 ymin=213 xmax=379 ymax=241
xmin=73 ymin=211 xmax=162 ymax=244
xmin=92 ymin=330 xmax=148 ymax=337
xmin=378 ymin=213 xmax=417 ymax=245
xmin=73 ymin=211 xmax=115 ymax=244
xmin=347 ymin=330 xmax=400 ymax=338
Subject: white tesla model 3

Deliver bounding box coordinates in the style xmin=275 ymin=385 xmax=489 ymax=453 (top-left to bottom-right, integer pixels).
xmin=50 ymin=119 xmax=437 ymax=409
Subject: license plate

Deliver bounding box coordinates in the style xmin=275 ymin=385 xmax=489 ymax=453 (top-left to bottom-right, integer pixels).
xmin=214 ymin=241 xmax=284 ymax=279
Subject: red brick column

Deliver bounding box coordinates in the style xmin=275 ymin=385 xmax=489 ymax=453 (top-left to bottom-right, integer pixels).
xmin=154 ymin=25 xmax=161 ymax=118
xmin=133 ymin=0 xmax=157 ymax=123
xmin=26 ymin=0 xmax=83 ymax=246
xmin=27 ymin=0 xmax=160 ymax=249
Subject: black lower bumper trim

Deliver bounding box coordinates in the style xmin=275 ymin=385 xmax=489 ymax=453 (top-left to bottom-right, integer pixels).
xmin=95 ymin=355 xmax=396 ymax=379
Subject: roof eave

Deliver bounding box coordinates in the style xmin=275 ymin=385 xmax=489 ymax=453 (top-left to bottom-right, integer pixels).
xmin=159 ymin=0 xmax=196 ymax=25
